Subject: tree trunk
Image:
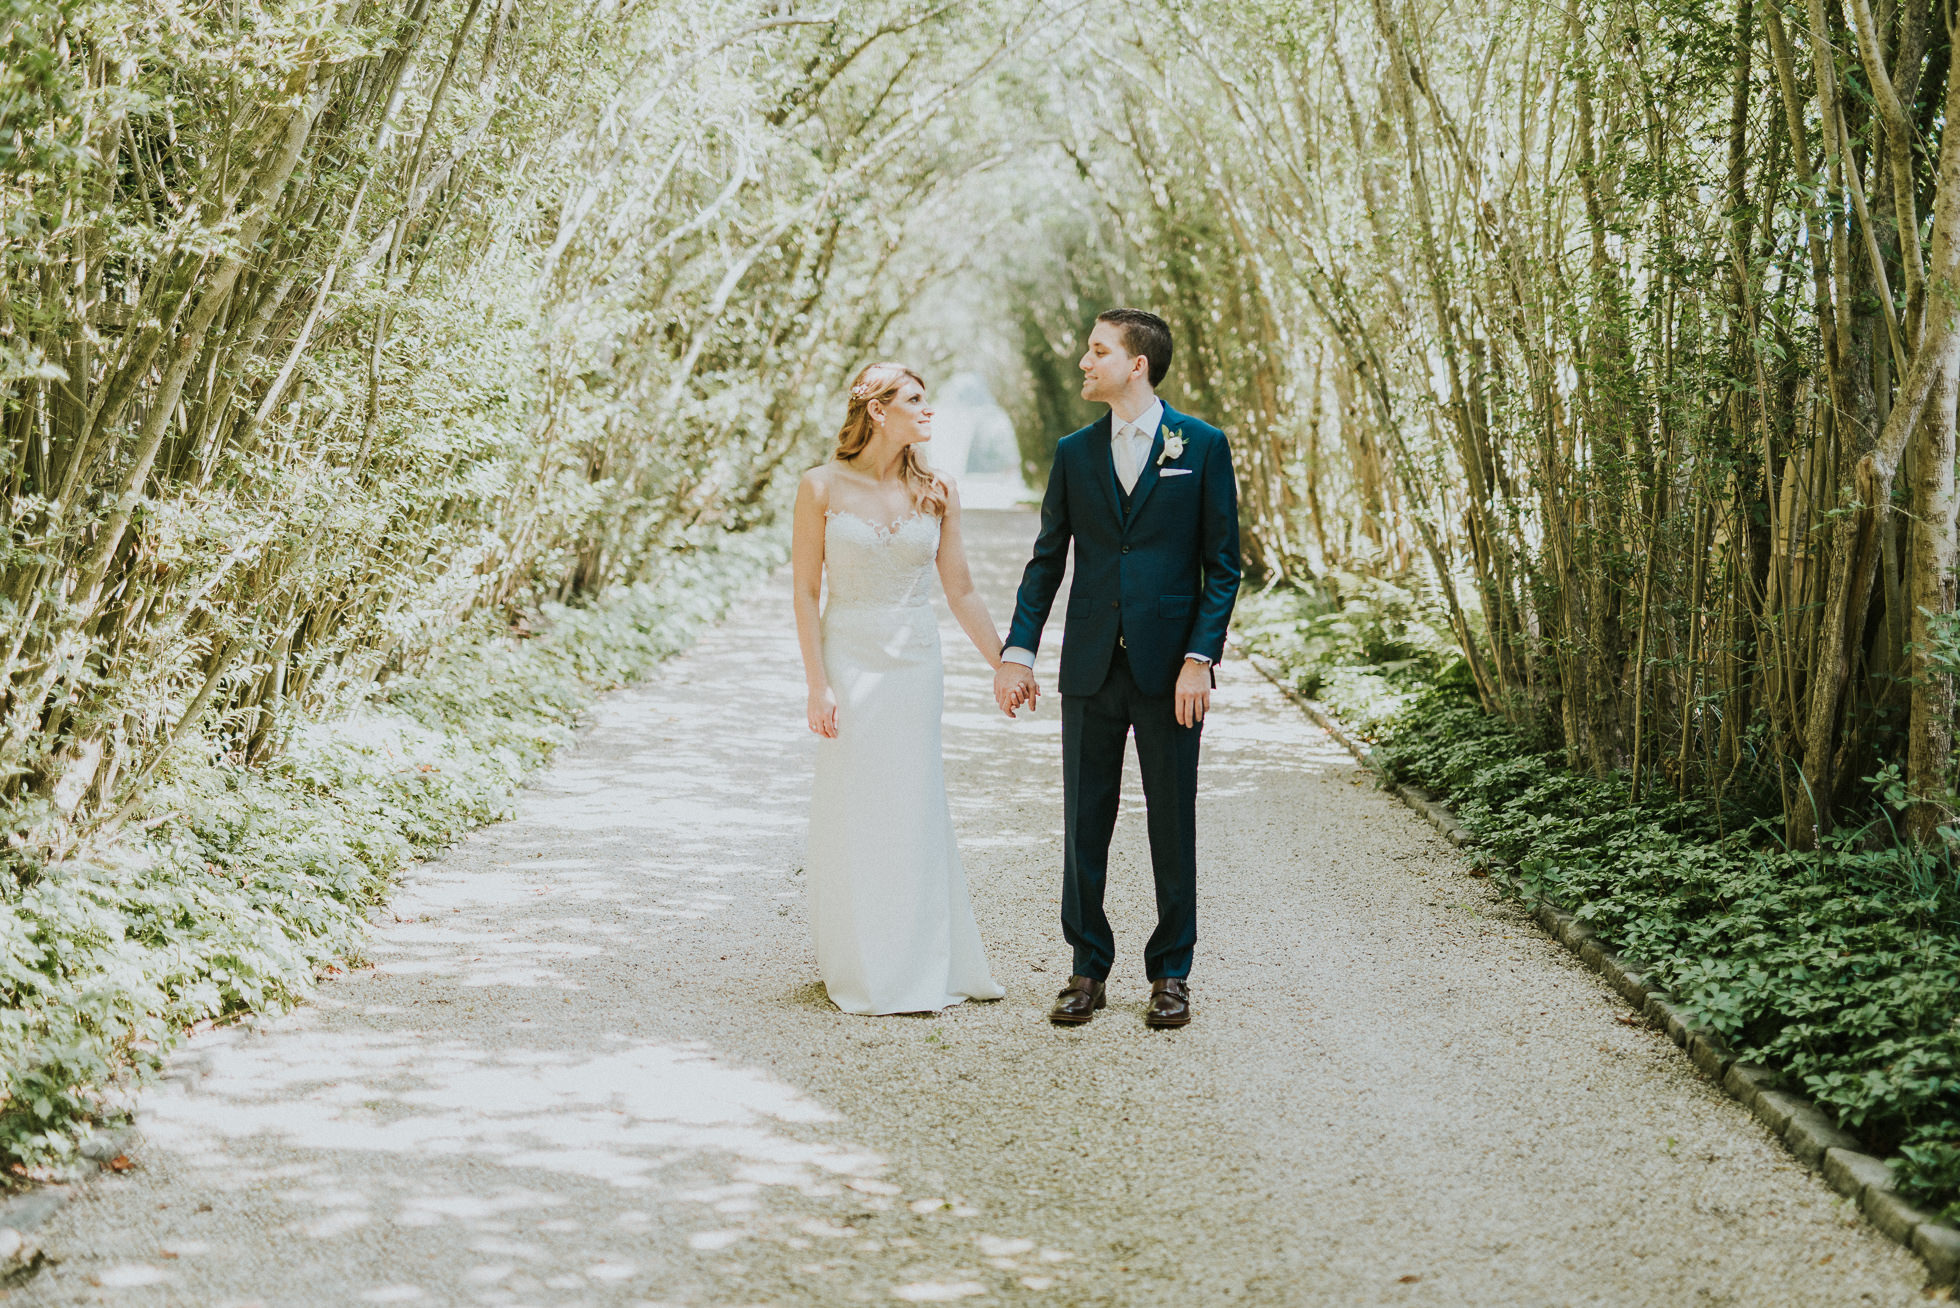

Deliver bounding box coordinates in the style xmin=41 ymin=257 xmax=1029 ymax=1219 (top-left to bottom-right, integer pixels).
xmin=1906 ymin=357 xmax=1958 ymax=840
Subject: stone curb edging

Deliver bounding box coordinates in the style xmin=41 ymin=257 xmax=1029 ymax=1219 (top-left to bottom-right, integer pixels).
xmin=1236 ymin=645 xmax=1960 ymax=1287
xmin=0 ymin=1183 xmax=66 ymax=1284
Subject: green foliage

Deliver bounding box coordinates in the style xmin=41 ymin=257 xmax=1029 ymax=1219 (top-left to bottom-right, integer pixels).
xmin=0 ymin=0 xmax=1024 ymax=1177
xmin=1245 ymin=584 xmax=1960 ymax=1223
xmin=1233 ymin=572 xmax=1461 ymax=732
xmin=0 ymin=530 xmax=779 ymax=1176
xmin=1007 ymin=0 xmax=1960 ymax=854
xmin=0 ymin=0 xmax=1005 ymax=846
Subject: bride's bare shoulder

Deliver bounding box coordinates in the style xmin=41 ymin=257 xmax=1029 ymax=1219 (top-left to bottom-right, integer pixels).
xmin=799 ymin=462 xmax=839 ymax=506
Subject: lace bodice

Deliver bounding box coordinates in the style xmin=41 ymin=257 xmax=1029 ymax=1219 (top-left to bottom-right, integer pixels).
xmin=823 ymin=511 xmax=939 ymax=611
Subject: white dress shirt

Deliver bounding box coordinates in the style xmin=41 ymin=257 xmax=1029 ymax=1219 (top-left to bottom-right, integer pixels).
xmin=1002 ymin=398 xmax=1212 ymax=672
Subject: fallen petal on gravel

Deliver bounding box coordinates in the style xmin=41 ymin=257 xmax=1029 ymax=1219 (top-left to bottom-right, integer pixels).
xmin=687 ymin=1228 xmax=744 ymax=1250
xmin=892 ymin=1281 xmax=988 ymax=1301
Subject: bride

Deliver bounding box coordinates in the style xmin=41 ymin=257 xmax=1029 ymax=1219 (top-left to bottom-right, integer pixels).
xmin=791 ymin=362 xmax=1009 ymax=1015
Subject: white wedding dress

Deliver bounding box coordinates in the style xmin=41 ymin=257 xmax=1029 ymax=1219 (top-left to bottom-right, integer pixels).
xmin=805 ymin=510 xmax=1005 ymax=1015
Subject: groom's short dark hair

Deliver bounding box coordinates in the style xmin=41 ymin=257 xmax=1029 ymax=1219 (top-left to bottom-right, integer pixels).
xmin=1097 ymin=308 xmax=1173 ymax=387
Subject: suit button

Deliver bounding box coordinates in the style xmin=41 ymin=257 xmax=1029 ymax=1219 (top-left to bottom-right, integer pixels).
xmin=1122 ymin=545 xmax=1131 ymax=554
xmin=1110 ymin=600 xmax=1119 ymax=609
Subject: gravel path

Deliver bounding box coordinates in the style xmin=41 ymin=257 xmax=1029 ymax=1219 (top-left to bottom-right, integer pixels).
xmin=18 ymin=508 xmax=1931 ymax=1306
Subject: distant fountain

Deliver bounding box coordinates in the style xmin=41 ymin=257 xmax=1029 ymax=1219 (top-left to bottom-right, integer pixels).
xmin=927 ymin=371 xmax=1026 ymax=509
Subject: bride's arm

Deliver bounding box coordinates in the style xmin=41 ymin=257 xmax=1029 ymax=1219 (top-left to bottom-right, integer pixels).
xmin=935 ymin=480 xmax=1005 ymax=671
xmin=792 ymin=472 xmax=838 ymax=737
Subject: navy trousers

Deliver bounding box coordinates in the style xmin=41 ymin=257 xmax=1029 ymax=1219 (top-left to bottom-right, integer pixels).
xmin=1060 ymin=645 xmax=1202 ymax=981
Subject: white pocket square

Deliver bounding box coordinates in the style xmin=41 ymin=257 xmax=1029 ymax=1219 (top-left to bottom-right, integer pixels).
xmin=1160 ymin=468 xmax=1194 ymax=477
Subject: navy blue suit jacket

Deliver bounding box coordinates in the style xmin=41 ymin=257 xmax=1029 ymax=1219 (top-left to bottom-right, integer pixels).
xmin=1006 ymin=404 xmax=1242 ymax=698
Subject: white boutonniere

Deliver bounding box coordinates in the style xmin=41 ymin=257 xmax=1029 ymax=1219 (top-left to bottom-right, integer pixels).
xmin=1155 ymin=427 xmax=1185 ymax=466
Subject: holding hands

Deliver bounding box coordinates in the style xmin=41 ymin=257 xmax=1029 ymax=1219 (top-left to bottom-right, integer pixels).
xmin=994 ymin=662 xmax=1039 ymax=718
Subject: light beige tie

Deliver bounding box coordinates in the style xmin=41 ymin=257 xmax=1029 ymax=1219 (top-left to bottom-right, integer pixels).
xmin=1116 ymin=423 xmax=1143 ymax=493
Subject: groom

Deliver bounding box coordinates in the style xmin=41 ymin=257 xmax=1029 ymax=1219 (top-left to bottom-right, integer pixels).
xmin=993 ymin=308 xmax=1241 ymax=1029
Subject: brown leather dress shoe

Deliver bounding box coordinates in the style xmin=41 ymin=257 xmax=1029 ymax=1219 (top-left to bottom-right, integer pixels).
xmin=1049 ymin=976 xmax=1107 ymax=1025
xmin=1145 ymin=978 xmax=1191 ymax=1028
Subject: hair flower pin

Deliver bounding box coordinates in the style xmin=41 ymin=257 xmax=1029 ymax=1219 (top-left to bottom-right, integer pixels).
xmin=1155 ymin=427 xmax=1185 ymax=466
xmin=850 ymin=381 xmax=874 ymax=401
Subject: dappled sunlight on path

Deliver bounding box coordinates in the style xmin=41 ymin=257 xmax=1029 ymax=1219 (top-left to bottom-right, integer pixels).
xmin=148 ymin=1029 xmax=860 ymax=1189
xmin=22 ymin=510 xmax=1931 ymax=1306
xmin=24 ymin=513 xmax=1077 ymax=1306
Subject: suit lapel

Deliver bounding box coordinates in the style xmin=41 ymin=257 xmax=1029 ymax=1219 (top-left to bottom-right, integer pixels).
xmin=1087 ymin=412 xmax=1121 ymax=528
xmin=1123 ymin=406 xmax=1177 ymax=525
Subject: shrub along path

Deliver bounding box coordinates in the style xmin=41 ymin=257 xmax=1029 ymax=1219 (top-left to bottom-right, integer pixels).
xmin=21 ymin=509 xmax=1929 ymax=1305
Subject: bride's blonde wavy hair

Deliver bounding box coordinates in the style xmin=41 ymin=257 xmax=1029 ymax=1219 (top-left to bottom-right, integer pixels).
xmin=834 ymin=362 xmax=947 ymax=518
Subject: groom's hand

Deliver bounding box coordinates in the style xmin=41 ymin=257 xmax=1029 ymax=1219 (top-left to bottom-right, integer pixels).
xmin=1175 ymin=658 xmax=1212 ymax=728
xmin=994 ymin=663 xmax=1038 ymax=717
